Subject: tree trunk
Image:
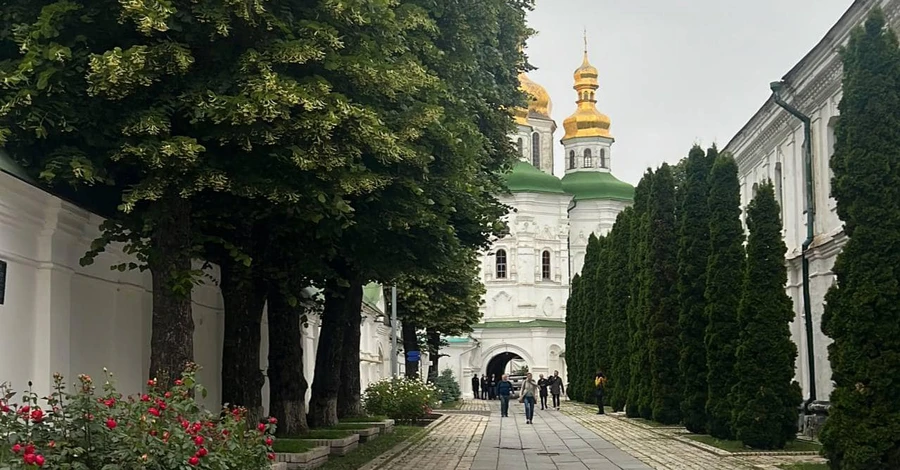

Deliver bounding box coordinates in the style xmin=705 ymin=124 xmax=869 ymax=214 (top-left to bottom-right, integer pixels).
xmin=220 ymin=256 xmax=267 ymax=425
xmin=149 ymin=196 xmax=195 ymax=384
xmin=427 ymin=328 xmax=440 ymax=381
xmin=309 ymin=275 xmax=361 ymax=427
xmin=337 ymin=280 xmax=364 ymax=419
xmin=402 ymin=321 xmax=419 ymax=378
xmin=267 ymin=285 xmax=309 ymax=436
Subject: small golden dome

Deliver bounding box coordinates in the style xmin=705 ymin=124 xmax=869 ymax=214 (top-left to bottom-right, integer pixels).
xmin=518 ymin=72 xmax=552 ymax=119
xmin=562 ymin=45 xmax=612 ymax=140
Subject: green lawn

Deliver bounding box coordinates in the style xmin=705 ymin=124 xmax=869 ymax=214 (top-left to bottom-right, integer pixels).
xmin=316 ymin=426 xmax=424 ymax=470
xmin=631 ymin=418 xmax=673 ymax=428
xmin=340 ymin=415 xmax=389 ymax=423
xmin=778 ymin=464 xmax=828 ymax=470
xmin=330 ymin=423 xmax=381 ymax=431
xmin=687 ymin=435 xmax=823 ymax=453
xmin=272 ymin=438 xmax=318 ymax=454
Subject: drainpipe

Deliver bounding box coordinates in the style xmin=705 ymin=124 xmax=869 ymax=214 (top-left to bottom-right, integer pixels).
xmin=770 ymin=81 xmax=817 ymax=413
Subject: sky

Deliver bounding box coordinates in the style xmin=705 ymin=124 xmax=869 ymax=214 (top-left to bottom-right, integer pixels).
xmin=525 ymin=0 xmax=854 ymax=185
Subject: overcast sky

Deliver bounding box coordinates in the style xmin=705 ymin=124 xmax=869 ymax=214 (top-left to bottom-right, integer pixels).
xmin=525 ymin=0 xmax=854 ymax=184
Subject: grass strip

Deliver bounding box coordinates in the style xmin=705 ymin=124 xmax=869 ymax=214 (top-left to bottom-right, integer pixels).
xmin=777 ymin=464 xmax=828 ymax=470
xmin=272 ymin=439 xmax=317 ymax=454
xmin=687 ymin=435 xmax=823 ymax=453
xmin=340 ymin=416 xmax=388 ymax=423
xmin=317 ymin=426 xmax=424 ymax=470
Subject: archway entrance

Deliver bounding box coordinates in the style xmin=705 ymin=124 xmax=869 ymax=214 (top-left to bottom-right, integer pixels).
xmin=486 ymin=351 xmax=526 ymax=380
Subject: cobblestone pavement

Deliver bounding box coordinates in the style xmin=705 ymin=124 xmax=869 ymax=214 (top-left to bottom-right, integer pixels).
xmin=373 ymin=400 xmax=826 ymax=470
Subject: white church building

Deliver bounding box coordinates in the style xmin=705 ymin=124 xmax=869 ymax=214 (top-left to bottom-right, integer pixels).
xmin=441 ymin=47 xmax=634 ymax=397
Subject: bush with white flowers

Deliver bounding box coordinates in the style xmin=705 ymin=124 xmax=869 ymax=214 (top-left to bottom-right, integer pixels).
xmin=362 ymin=377 xmax=438 ymax=423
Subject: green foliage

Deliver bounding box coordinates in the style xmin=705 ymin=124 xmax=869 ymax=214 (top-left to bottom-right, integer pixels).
xmin=731 ymin=182 xmax=801 ymax=450
xmin=362 ymin=378 xmax=438 ymax=423
xmin=0 ymin=366 xmax=275 ymax=469
xmin=605 ymin=209 xmax=633 ymax=411
xmin=820 ymin=8 xmax=900 ymax=469
xmin=646 ymin=164 xmax=682 ymax=425
xmin=627 ymin=170 xmax=654 ymax=419
xmin=677 ymin=145 xmax=714 ymax=433
xmin=432 ymin=369 xmax=462 ymax=404
xmin=704 ymin=154 xmax=745 ymax=439
xmin=566 ymin=273 xmax=585 ymax=402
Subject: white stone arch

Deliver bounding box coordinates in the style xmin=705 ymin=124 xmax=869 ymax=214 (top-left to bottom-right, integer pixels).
xmin=479 ymin=342 xmax=536 ymax=374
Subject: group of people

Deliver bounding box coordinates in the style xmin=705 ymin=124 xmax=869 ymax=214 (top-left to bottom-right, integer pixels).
xmin=471 ymin=370 xmax=566 ymax=424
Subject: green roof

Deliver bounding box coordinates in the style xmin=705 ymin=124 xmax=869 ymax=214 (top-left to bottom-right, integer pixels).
xmin=561 ymin=171 xmax=634 ymax=202
xmin=0 ymin=148 xmax=35 ymax=184
xmin=445 ymin=337 xmax=471 ymax=344
xmin=475 ymin=319 xmax=565 ymax=329
xmin=504 ymin=161 xmax=565 ymax=194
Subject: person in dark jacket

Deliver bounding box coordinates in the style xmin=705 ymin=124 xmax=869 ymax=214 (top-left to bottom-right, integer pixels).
xmin=594 ymin=370 xmax=607 ymax=414
xmin=489 ymin=375 xmax=498 ymax=400
xmin=472 ymin=374 xmax=480 ymax=399
xmin=537 ymin=374 xmax=550 ymax=410
xmin=480 ymin=375 xmax=489 ymax=399
xmin=549 ymin=370 xmax=565 ymax=410
xmin=497 ymin=374 xmax=514 ymax=417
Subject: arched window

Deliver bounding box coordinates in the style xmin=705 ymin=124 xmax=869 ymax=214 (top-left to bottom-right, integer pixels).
xmin=496 ymin=249 xmax=507 ymax=279
xmin=600 ymin=149 xmax=607 ymax=168
xmin=569 ymin=150 xmax=576 ymax=170
xmin=583 ymin=149 xmax=592 ymax=168
xmin=517 ymin=138 xmax=524 ymax=157
xmin=541 ymin=251 xmax=551 ymax=280
xmin=532 ymin=132 xmax=541 ymax=168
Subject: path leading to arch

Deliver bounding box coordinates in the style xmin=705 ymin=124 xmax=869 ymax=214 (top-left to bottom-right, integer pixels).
xmin=370 ymin=400 xmax=826 ymax=470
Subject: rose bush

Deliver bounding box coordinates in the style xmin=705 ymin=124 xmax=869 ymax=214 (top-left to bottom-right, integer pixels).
xmin=0 ymin=363 xmax=277 ymax=469
xmin=362 ymin=377 xmax=438 ymax=423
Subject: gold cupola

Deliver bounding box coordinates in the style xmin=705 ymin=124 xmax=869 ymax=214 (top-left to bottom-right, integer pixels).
xmin=562 ymin=38 xmax=612 ymax=140
xmin=518 ymin=72 xmax=553 ymax=120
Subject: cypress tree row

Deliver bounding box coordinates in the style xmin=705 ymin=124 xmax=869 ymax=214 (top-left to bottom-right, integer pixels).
xmin=731 ymin=182 xmax=801 ymax=449
xmin=590 ymin=236 xmax=612 ymax=403
xmin=628 ymin=170 xmax=654 ymax=419
xmin=579 ymin=234 xmax=603 ymax=403
xmin=677 ymin=145 xmax=714 ymax=433
xmin=820 ymin=9 xmax=900 ymax=468
xmin=566 ymin=273 xmax=584 ymax=402
xmin=647 ymin=164 xmax=682 ymax=425
xmin=704 ymin=154 xmax=745 ymax=439
xmin=606 ymin=209 xmax=633 ymax=411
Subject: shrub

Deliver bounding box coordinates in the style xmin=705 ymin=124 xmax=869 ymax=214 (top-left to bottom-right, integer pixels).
xmin=432 ymin=369 xmax=461 ymax=404
xmin=0 ymin=363 xmax=276 ymax=469
xmin=363 ymin=378 xmax=438 ymax=423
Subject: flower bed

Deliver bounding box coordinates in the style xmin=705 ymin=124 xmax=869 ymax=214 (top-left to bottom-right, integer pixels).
xmin=341 ymin=417 xmax=394 ymax=434
xmin=329 ymin=424 xmax=380 ymax=443
xmin=272 ymin=440 xmax=329 ymax=470
xmin=299 ymin=434 xmax=359 ymax=456
xmin=362 ymin=378 xmax=438 ymax=424
xmin=0 ymin=364 xmax=277 ymax=469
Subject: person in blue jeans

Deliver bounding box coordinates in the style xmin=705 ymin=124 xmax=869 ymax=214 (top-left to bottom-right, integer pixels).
xmin=519 ymin=372 xmax=538 ymax=424
xmin=497 ymin=374 xmax=513 ymax=417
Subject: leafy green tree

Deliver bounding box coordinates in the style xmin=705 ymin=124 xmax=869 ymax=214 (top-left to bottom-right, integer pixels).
xmin=820 ymin=9 xmax=900 ymax=468
xmin=704 ymin=154 xmax=745 ymax=439
xmin=677 ymin=145 xmax=714 ymax=433
xmin=647 ymin=164 xmax=682 ymax=424
xmin=605 ymin=208 xmax=633 ymax=411
xmin=627 ymin=170 xmax=653 ymax=418
xmin=731 ymin=182 xmax=801 ymax=449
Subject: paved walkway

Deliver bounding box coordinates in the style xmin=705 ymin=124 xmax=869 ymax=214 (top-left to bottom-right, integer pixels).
xmin=374 ymin=400 xmax=826 ymax=470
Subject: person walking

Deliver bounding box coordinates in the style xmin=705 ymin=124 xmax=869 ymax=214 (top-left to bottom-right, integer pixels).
xmin=519 ymin=373 xmax=538 ymax=424
xmin=497 ymin=374 xmax=513 ymax=417
xmin=537 ymin=374 xmax=549 ymax=410
xmin=472 ymin=374 xmax=480 ymax=400
xmin=480 ymin=375 xmax=489 ymax=399
xmin=594 ymin=370 xmax=607 ymax=415
xmin=490 ymin=375 xmax=498 ymax=400
xmin=549 ymin=370 xmax=565 ymax=410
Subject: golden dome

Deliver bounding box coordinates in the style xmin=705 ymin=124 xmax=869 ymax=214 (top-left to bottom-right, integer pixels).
xmin=513 ymin=105 xmax=530 ymax=127
xmin=518 ymin=72 xmax=552 ymax=119
xmin=562 ymin=45 xmax=612 ymax=140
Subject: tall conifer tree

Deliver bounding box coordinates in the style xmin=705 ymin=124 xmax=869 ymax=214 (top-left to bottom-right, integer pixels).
xmin=628 ymin=170 xmax=654 ymax=418
xmin=731 ymin=182 xmax=801 ymax=449
xmin=704 ymin=154 xmax=745 ymax=439
xmin=820 ymin=9 xmax=900 ymax=468
xmin=647 ymin=164 xmax=682 ymax=424
xmin=567 ymin=273 xmax=584 ymax=402
xmin=606 ymin=209 xmax=633 ymax=411
xmin=677 ymin=145 xmax=714 ymax=433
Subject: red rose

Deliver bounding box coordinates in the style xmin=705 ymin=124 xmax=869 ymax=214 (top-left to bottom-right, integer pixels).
xmin=164 ymin=392 xmax=172 ymax=399
xmin=106 ymin=418 xmax=117 ymax=429
xmin=193 ymin=436 xmax=204 ymax=446
xmin=11 ymin=444 xmax=21 ymax=454
xmin=23 ymin=453 xmax=35 ymax=465
xmin=104 ymin=398 xmax=115 ymax=408
xmin=24 ymin=444 xmax=35 ymax=455
xmin=148 ymin=407 xmax=160 ymax=417
xmin=141 ymin=394 xmax=150 ymax=402
xmin=267 ymin=453 xmax=276 ymax=460
xmin=175 ymin=379 xmax=183 ymax=386
xmin=19 ymin=405 xmax=30 ymax=414
xmin=197 ymin=447 xmax=208 ymax=457
xmin=30 ymin=409 xmax=44 ymax=423
xmin=150 ymin=430 xmax=158 ymax=436
xmin=35 ymin=455 xmax=45 ymax=467
xmin=268 ymin=417 xmax=278 ymax=424
xmin=188 ymin=456 xmax=200 ymax=466
xmin=257 ymin=423 xmax=266 ymax=432
xmin=147 ymin=379 xmax=156 ymax=387
xmin=266 ymin=438 xmax=273 ymax=446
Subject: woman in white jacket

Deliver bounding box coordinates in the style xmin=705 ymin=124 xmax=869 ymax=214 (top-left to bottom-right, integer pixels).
xmin=518 ymin=373 xmax=538 ymax=424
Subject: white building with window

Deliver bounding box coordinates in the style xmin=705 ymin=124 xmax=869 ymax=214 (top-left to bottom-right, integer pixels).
xmin=441 ymin=46 xmax=633 ymax=398
xmin=723 ymin=0 xmax=900 ymax=409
